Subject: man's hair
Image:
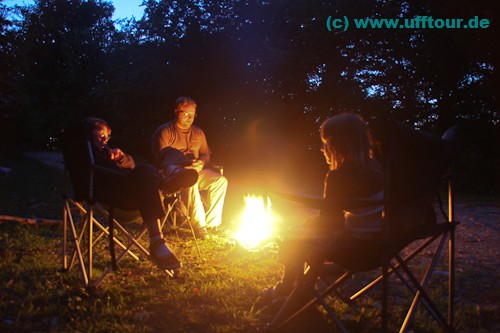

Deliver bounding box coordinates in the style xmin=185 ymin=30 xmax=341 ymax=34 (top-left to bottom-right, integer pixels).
xmin=174 ymin=96 xmax=197 ymax=111
xmin=320 ymin=113 xmax=370 ymax=169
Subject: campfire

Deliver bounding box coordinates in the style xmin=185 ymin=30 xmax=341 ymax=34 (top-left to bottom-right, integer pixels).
xmin=233 ymin=194 xmax=276 ymax=249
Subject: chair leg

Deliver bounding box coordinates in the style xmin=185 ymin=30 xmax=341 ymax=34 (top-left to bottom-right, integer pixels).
xmin=94 ymin=204 xmax=149 ymax=256
xmin=313 ymin=286 xmax=349 ymax=333
xmin=382 ymin=254 xmax=389 ymax=333
xmin=68 ymin=208 xmax=88 ymax=271
xmin=163 ymin=195 xmax=203 ymax=258
xmin=269 ymin=269 xmax=353 ymax=332
xmin=73 ymin=201 xmax=142 ymax=260
xmin=64 ymin=199 xmax=89 ymax=286
xmin=448 ymin=177 xmax=456 ymax=329
xmin=350 ymin=232 xmax=442 ymax=301
xmin=62 ymin=200 xmax=68 ymax=270
xmin=185 ymin=216 xmax=202 ymax=258
xmin=448 ymin=225 xmax=456 ymax=328
xmin=396 ymin=234 xmax=453 ymax=332
xmin=269 ymin=283 xmax=307 ymax=330
xmin=87 ymin=206 xmax=94 ymax=281
xmin=63 ymin=199 xmax=155 ymax=287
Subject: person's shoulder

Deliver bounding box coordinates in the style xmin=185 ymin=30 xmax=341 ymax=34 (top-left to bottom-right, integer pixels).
xmin=191 ymin=125 xmax=206 ymax=135
xmin=161 ymin=120 xmax=176 ymax=129
xmin=154 ymin=120 xmax=176 ymax=134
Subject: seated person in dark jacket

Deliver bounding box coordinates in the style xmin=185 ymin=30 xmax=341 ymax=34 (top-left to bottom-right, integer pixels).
xmin=85 ymin=117 xmax=197 ymax=270
xmin=261 ymin=113 xmax=383 ymax=303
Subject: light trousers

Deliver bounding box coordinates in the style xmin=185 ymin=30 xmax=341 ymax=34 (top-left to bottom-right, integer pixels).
xmin=182 ymin=168 xmax=228 ymax=228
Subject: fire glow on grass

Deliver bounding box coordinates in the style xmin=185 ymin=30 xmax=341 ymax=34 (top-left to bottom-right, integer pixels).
xmin=234 ymin=194 xmax=275 ymax=249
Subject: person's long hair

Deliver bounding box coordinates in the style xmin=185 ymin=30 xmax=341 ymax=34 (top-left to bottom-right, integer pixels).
xmin=320 ymin=113 xmax=371 ymax=170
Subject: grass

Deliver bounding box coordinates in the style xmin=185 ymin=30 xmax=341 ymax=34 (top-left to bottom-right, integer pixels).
xmin=0 ymin=155 xmax=498 ymax=332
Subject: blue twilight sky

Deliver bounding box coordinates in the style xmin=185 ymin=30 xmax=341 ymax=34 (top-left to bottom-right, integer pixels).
xmin=4 ymin=0 xmax=146 ymax=20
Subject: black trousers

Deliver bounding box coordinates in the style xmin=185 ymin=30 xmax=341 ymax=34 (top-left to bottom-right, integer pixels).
xmin=94 ymin=164 xmax=165 ymax=221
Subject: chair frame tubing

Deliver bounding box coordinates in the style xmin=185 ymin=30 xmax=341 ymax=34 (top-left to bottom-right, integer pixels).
xmin=161 ymin=193 xmax=202 ymax=258
xmin=269 ymin=178 xmax=457 ymax=333
xmin=62 ymin=197 xmax=154 ymax=287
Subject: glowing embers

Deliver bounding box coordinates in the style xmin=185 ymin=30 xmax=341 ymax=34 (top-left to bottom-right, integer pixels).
xmin=234 ymin=194 xmax=276 ymax=249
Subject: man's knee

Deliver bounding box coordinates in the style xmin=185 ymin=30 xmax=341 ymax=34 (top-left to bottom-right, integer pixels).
xmin=214 ymin=175 xmax=228 ymax=191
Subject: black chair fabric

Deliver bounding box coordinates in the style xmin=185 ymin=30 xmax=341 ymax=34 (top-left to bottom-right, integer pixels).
xmin=382 ymin=121 xmax=453 ymax=238
xmin=61 ymin=120 xmax=172 ymax=287
xmin=268 ymin=120 xmax=458 ymax=332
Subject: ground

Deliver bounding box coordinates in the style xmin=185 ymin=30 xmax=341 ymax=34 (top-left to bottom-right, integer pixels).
xmin=4 ymin=151 xmax=499 ymax=332
xmin=452 ymin=198 xmax=499 ymax=319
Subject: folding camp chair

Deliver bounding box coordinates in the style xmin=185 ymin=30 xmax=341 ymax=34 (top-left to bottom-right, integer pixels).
xmin=61 ymin=121 xmax=174 ymax=288
xmin=268 ymin=121 xmax=458 ymax=332
xmin=161 ymin=191 xmax=202 ymax=257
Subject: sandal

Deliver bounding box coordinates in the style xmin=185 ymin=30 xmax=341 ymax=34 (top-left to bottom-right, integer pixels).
xmin=150 ymin=238 xmax=181 ymax=270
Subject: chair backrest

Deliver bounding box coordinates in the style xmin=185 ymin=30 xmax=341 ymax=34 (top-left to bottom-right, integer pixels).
xmin=62 ymin=120 xmax=94 ymax=201
xmin=381 ymin=121 xmax=454 ymax=240
xmin=344 ymin=190 xmax=384 ymax=239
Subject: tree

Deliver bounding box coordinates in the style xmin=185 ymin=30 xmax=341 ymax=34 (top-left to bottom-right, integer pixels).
xmin=0 ymin=1 xmax=21 ymax=154
xmin=11 ymin=0 xmax=115 ymax=149
xmin=2 ymin=0 xmax=497 ymax=193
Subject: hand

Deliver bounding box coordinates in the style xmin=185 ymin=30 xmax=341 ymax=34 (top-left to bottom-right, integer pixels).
xmin=108 ymin=148 xmax=124 ymax=161
xmin=189 ymin=159 xmax=204 ymax=173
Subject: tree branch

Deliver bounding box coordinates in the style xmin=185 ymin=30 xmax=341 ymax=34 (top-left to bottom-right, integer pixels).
xmin=0 ymin=215 xmax=62 ymax=226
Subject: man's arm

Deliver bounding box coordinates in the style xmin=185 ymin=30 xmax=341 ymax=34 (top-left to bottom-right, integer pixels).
xmin=152 ymin=125 xmax=174 ymax=157
xmin=115 ymin=151 xmax=135 ymax=169
xmin=107 ymin=147 xmax=135 ymax=169
xmin=197 ymin=129 xmax=211 ymax=166
xmin=94 ymin=147 xmax=135 ymax=170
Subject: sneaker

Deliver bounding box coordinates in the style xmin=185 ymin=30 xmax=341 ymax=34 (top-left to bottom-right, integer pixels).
xmin=150 ymin=238 xmax=181 ymax=270
xmin=161 ymin=168 xmax=198 ymax=193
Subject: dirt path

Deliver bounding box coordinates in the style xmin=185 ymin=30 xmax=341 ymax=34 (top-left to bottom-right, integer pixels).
xmin=23 ymin=151 xmax=64 ymax=171
xmin=453 ymin=199 xmax=499 ymax=318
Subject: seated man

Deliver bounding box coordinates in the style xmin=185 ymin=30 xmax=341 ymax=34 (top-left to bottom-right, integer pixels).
xmin=84 ymin=117 xmax=197 ymax=270
xmin=152 ymin=97 xmax=228 ymax=235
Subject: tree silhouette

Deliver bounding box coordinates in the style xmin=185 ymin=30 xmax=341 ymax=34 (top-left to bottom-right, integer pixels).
xmin=1 ymin=0 xmax=497 ymax=192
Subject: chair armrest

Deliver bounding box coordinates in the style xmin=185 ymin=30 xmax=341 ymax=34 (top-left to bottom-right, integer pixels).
xmin=93 ymin=164 xmax=128 ymax=178
xmin=208 ymin=164 xmax=224 ymax=175
xmin=269 ymin=190 xmax=384 ymax=210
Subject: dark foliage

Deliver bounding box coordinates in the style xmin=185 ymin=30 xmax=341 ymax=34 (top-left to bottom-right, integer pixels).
xmin=0 ymin=0 xmax=498 ymax=193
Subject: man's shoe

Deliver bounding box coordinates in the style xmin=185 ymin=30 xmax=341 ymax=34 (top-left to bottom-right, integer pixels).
xmin=161 ymin=168 xmax=198 ymax=193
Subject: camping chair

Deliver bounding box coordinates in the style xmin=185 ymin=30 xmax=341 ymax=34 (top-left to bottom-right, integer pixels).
xmin=153 ymin=147 xmax=211 ymax=254
xmin=154 ymin=146 xmax=226 ymax=235
xmin=61 ymin=121 xmax=174 ymax=288
xmin=161 ymin=190 xmax=202 ymax=257
xmin=268 ymin=121 xmax=458 ymax=332
xmin=159 ymin=164 xmax=224 ymax=256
